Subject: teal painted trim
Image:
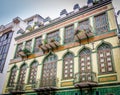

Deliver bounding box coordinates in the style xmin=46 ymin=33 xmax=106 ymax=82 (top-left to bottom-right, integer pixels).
xmin=31 ymin=38 xmax=35 ymax=53
xmin=106 ymin=11 xmax=110 ymax=33
xmin=13 ymin=44 xmax=18 ymax=59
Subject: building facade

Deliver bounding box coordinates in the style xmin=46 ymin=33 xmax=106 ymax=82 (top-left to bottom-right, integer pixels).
xmin=0 ymin=23 xmax=14 ymax=93
xmin=2 ymin=0 xmax=120 ymax=95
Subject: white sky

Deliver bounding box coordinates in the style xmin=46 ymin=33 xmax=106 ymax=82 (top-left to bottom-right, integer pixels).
xmin=0 ymin=0 xmax=120 ymax=25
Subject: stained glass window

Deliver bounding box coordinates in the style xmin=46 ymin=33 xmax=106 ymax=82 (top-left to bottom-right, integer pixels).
xmin=25 ymin=40 xmax=32 ymax=50
xmin=18 ymin=64 xmax=27 ymax=84
xmin=41 ymin=54 xmax=57 ymax=87
xmin=15 ymin=43 xmax=23 ymax=58
xmin=64 ymin=25 xmax=74 ymax=44
xmin=63 ymin=52 xmax=74 ymax=79
xmin=34 ymin=36 xmax=42 ymax=53
xmin=8 ymin=66 xmax=17 ymax=87
xmin=94 ymin=13 xmax=108 ymax=34
xmin=79 ymin=48 xmax=91 ymax=81
xmin=79 ymin=19 xmax=90 ymax=31
xmin=29 ymin=61 xmax=38 ymax=83
xmin=47 ymin=30 xmax=60 ymax=42
xmin=98 ymin=43 xmax=113 ymax=74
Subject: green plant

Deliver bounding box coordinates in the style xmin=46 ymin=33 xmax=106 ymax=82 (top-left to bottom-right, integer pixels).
xmin=43 ymin=39 xmax=48 ymax=45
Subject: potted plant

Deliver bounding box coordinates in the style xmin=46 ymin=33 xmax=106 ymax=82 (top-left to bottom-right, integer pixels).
xmin=50 ymin=38 xmax=55 ymax=42
xmin=43 ymin=39 xmax=48 ymax=45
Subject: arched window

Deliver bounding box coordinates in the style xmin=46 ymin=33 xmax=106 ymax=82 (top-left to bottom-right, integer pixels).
xmin=41 ymin=53 xmax=57 ymax=87
xmin=79 ymin=48 xmax=92 ymax=81
xmin=18 ymin=64 xmax=27 ymax=84
xmin=97 ymin=43 xmax=113 ymax=74
xmin=8 ymin=66 xmax=17 ymax=87
xmin=63 ymin=52 xmax=74 ymax=79
xmin=29 ymin=61 xmax=38 ymax=83
xmin=79 ymin=48 xmax=91 ymax=73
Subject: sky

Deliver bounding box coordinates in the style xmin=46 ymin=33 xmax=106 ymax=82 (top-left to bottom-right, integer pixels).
xmin=0 ymin=0 xmax=120 ymax=25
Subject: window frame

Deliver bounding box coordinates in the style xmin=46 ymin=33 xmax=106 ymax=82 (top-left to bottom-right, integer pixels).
xmin=94 ymin=12 xmax=109 ymax=35
xmin=64 ymin=24 xmax=74 ymax=44
xmin=97 ymin=43 xmax=114 ymax=74
xmin=63 ymin=52 xmax=74 ymax=80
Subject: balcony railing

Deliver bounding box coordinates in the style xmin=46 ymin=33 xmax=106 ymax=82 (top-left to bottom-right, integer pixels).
xmin=74 ymin=29 xmax=94 ymax=41
xmin=38 ymin=38 xmax=60 ymax=52
xmin=74 ymin=72 xmax=97 ymax=87
xmin=8 ymin=83 xmax=25 ymax=94
xmin=34 ymin=78 xmax=58 ymax=91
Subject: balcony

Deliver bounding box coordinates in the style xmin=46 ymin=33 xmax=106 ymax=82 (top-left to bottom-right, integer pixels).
xmin=8 ymin=83 xmax=25 ymax=94
xmin=34 ymin=78 xmax=58 ymax=92
xmin=38 ymin=38 xmax=60 ymax=52
xmin=74 ymin=29 xmax=94 ymax=41
xmin=74 ymin=72 xmax=97 ymax=87
xmin=17 ymin=47 xmax=31 ymax=57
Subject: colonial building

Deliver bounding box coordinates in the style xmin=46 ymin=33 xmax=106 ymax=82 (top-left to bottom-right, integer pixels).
xmin=2 ymin=0 xmax=120 ymax=95
xmin=0 ymin=23 xmax=14 ymax=93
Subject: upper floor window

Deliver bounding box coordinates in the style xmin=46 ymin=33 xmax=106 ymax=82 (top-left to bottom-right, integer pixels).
xmin=79 ymin=19 xmax=90 ymax=31
xmin=63 ymin=52 xmax=74 ymax=79
xmin=94 ymin=13 xmax=108 ymax=34
xmin=47 ymin=30 xmax=60 ymax=43
xmin=29 ymin=61 xmax=38 ymax=84
xmin=25 ymin=40 xmax=32 ymax=50
xmin=15 ymin=43 xmax=23 ymax=58
xmin=64 ymin=25 xmax=74 ymax=44
xmin=34 ymin=36 xmax=42 ymax=53
xmin=8 ymin=66 xmax=17 ymax=87
xmin=97 ymin=43 xmax=114 ymax=74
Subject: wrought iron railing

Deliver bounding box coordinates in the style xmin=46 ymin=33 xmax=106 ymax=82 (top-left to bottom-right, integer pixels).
xmin=74 ymin=72 xmax=97 ymax=83
xmin=40 ymin=78 xmax=57 ymax=87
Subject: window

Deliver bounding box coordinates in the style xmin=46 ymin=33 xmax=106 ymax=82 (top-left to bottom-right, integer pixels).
xmin=47 ymin=30 xmax=59 ymax=42
xmin=64 ymin=25 xmax=74 ymax=44
xmin=98 ymin=43 xmax=114 ymax=74
xmin=34 ymin=37 xmax=42 ymax=53
xmin=79 ymin=19 xmax=90 ymax=31
xmin=94 ymin=13 xmax=108 ymax=34
xmin=63 ymin=52 xmax=74 ymax=79
xmin=79 ymin=48 xmax=92 ymax=81
xmin=14 ymin=43 xmax=23 ymax=58
xmin=8 ymin=66 xmax=17 ymax=87
xmin=29 ymin=61 xmax=38 ymax=83
xmin=0 ymin=31 xmax=13 ymax=73
xmin=25 ymin=40 xmax=32 ymax=50
xmin=18 ymin=64 xmax=27 ymax=84
xmin=41 ymin=54 xmax=57 ymax=87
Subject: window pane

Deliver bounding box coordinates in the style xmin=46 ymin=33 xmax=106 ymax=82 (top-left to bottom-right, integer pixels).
xmin=64 ymin=25 xmax=74 ymax=44
xmin=98 ymin=44 xmax=113 ymax=74
xmin=63 ymin=53 xmax=74 ymax=79
xmin=94 ymin=13 xmax=108 ymax=34
xmin=47 ymin=30 xmax=59 ymax=42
